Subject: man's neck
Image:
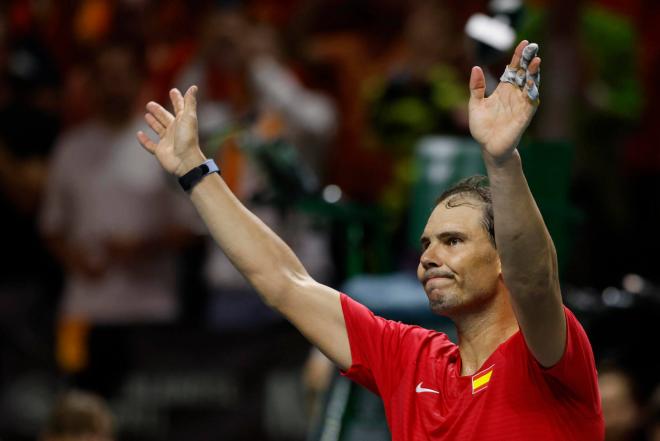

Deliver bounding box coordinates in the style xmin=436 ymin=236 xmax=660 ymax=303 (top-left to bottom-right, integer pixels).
xmin=453 ymin=290 xmax=518 ymax=376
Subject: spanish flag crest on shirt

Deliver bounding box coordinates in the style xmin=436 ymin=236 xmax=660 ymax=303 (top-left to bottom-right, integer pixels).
xmin=471 ymin=364 xmax=495 ymax=394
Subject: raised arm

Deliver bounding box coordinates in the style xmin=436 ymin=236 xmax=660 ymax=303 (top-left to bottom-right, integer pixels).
xmin=136 ymin=87 xmax=351 ymax=370
xmin=468 ymin=41 xmax=565 ymax=367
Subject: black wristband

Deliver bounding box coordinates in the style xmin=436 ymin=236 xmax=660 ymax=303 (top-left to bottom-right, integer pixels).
xmin=178 ymin=159 xmax=221 ymax=192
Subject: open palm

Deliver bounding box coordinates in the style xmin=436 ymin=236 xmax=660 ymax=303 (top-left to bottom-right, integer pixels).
xmin=469 ymin=41 xmax=540 ymax=161
xmin=137 ymin=86 xmax=205 ymax=177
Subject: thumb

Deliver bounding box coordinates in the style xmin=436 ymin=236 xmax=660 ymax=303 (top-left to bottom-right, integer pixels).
xmin=469 ymin=66 xmax=486 ymax=101
xmin=184 ymin=85 xmax=198 ymax=117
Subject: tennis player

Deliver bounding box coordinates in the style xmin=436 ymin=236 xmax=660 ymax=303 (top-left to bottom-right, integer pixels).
xmin=137 ymin=40 xmax=603 ymax=440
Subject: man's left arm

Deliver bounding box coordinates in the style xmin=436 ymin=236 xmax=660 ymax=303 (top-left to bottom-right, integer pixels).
xmin=469 ymin=41 xmax=565 ymax=368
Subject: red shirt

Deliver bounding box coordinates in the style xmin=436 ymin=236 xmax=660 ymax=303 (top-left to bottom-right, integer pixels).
xmin=340 ymin=294 xmax=604 ymax=441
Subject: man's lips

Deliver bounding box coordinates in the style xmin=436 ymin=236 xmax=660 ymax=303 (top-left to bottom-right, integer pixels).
xmin=423 ymin=273 xmax=455 ymax=285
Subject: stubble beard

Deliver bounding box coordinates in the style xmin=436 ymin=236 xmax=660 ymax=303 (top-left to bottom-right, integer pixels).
xmin=426 ymin=286 xmax=459 ymax=317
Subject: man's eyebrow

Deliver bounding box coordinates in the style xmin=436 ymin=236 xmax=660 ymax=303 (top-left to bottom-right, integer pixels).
xmin=420 ymin=231 xmax=467 ymax=244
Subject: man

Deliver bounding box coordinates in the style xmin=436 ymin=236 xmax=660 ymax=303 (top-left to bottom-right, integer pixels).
xmin=41 ymin=43 xmax=202 ymax=395
xmin=137 ymin=41 xmax=604 ymax=440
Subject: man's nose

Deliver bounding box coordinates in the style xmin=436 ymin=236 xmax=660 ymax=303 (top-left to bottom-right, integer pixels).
xmin=420 ymin=245 xmax=442 ymax=270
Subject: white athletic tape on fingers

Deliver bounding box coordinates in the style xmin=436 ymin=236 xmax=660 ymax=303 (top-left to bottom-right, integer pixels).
xmin=526 ymin=70 xmax=540 ymax=102
xmin=526 ymin=82 xmax=540 ymax=102
xmin=520 ymin=43 xmax=538 ymax=70
xmin=500 ymin=65 xmax=519 ymax=85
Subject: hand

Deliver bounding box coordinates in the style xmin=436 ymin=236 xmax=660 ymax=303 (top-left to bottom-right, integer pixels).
xmin=469 ymin=40 xmax=541 ymax=163
xmin=137 ymin=86 xmax=206 ymax=177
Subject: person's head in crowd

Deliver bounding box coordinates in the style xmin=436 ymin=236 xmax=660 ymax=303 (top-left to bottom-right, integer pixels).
xmin=89 ymin=41 xmax=144 ymax=126
xmin=41 ymin=390 xmax=114 ymax=441
xmin=199 ymin=6 xmax=279 ymax=72
xmin=599 ymin=363 xmax=645 ymax=441
xmin=404 ymin=0 xmax=461 ymax=72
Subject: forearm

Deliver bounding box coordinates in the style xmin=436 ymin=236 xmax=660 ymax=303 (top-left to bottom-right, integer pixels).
xmin=484 ymin=150 xmax=559 ymax=298
xmin=184 ymin=155 xmax=310 ymax=308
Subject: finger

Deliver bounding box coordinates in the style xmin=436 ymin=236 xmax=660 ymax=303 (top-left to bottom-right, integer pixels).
xmin=183 ymin=85 xmax=198 ymax=117
xmin=145 ymin=112 xmax=166 ymax=136
xmin=170 ymin=88 xmax=184 ymax=116
xmin=527 ymin=56 xmax=541 ymax=77
xmin=469 ymin=66 xmax=486 ymax=101
xmin=526 ymin=57 xmax=541 ymax=89
xmin=137 ymin=131 xmax=157 ymax=154
xmin=525 ymin=80 xmax=539 ymax=104
xmin=525 ymin=57 xmax=541 ymax=103
xmin=146 ymin=101 xmax=174 ymax=127
xmin=515 ymin=69 xmax=526 ymax=87
xmin=509 ymin=40 xmax=528 ymax=70
xmin=520 ymin=43 xmax=539 ymax=70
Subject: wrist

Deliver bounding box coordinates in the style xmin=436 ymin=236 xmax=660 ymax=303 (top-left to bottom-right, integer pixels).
xmin=175 ymin=148 xmax=207 ymax=177
xmin=482 ymin=147 xmax=520 ymax=169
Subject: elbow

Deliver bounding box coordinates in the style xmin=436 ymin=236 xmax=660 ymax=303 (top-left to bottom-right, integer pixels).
xmin=250 ymin=268 xmax=313 ymax=311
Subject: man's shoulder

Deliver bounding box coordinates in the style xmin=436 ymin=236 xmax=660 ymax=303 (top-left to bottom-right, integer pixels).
xmin=382 ymin=320 xmax=457 ymax=363
xmin=340 ymin=293 xmax=456 ymax=354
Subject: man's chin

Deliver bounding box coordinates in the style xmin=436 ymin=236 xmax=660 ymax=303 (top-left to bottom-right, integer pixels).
xmin=428 ymin=298 xmax=454 ymax=317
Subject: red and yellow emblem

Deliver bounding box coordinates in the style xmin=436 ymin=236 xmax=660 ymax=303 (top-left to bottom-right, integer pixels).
xmin=471 ymin=364 xmax=495 ymax=394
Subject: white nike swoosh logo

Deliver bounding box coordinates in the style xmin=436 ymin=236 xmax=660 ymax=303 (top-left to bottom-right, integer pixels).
xmin=416 ymin=382 xmax=440 ymax=394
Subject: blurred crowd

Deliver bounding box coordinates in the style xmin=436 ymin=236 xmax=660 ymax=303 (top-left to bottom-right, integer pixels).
xmin=0 ymin=0 xmax=659 ymax=440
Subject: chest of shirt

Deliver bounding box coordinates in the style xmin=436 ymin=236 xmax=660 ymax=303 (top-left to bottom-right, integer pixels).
xmin=384 ymin=349 xmax=564 ymax=440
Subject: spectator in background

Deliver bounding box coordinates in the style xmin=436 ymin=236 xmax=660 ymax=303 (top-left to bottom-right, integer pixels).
xmin=599 ymin=363 xmax=646 ymax=441
xmin=175 ymin=5 xmax=336 ymax=330
xmin=39 ymin=42 xmax=203 ymax=397
xmin=177 ymin=6 xmax=336 ymax=179
xmin=41 ymin=390 xmax=114 ymax=441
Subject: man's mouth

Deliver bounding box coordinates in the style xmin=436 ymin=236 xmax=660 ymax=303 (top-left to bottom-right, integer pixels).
xmin=424 ymin=274 xmax=454 ymax=285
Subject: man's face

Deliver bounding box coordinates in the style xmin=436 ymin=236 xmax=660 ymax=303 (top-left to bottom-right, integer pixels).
xmin=417 ymin=197 xmax=501 ymax=316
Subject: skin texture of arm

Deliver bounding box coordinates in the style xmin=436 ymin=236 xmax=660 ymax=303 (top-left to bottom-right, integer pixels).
xmin=137 ymin=88 xmax=351 ymax=370
xmin=469 ymin=40 xmax=566 ymax=367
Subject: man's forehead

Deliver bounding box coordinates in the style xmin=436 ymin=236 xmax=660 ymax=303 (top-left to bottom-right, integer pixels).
xmin=424 ymin=198 xmax=485 ymax=233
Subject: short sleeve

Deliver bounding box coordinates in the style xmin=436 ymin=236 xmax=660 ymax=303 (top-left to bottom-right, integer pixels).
xmin=340 ymin=294 xmax=427 ymax=397
xmin=539 ymin=306 xmax=602 ymax=417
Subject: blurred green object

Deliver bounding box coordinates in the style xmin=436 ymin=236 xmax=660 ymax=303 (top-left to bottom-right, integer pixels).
xmin=366 ymin=64 xmax=468 ymax=156
xmin=298 ymin=197 xmax=391 ymax=278
xmin=519 ymin=140 xmax=579 ymax=276
xmin=407 ymin=136 xmax=485 ymax=251
xmin=519 ymin=4 xmax=641 ymax=120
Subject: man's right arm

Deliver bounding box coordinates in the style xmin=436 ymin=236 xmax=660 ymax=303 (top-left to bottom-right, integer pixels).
xmin=137 ymin=87 xmax=352 ymax=370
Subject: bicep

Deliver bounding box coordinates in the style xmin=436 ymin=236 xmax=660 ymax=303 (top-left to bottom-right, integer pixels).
xmin=278 ymin=279 xmax=351 ymax=370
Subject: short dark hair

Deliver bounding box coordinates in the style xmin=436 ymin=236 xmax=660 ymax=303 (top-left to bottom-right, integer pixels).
xmin=436 ymin=175 xmax=495 ymax=247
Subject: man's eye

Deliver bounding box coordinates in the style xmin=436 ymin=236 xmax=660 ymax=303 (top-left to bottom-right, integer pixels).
xmin=448 ymin=237 xmax=462 ymax=246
